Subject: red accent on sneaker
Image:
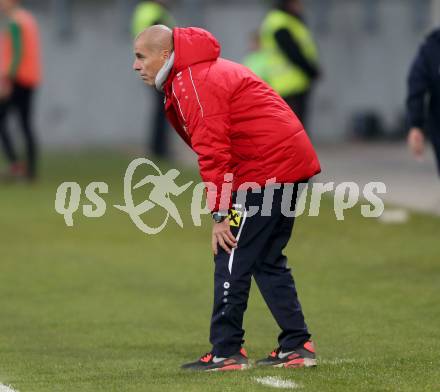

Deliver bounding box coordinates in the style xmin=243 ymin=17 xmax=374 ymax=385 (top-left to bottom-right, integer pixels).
xmin=218 ymin=364 xmax=244 ymax=371
xmin=284 ymin=358 xmax=305 ymax=368
xmin=224 ymin=359 xmax=237 ymax=365
xmin=303 ymin=341 xmax=315 ymax=353
xmin=239 ymin=347 xmax=248 ymax=358
xmin=200 ymin=353 xmax=213 ymax=363
xmin=288 ymin=353 xmax=300 ymax=360
xmin=270 ymin=349 xmax=277 ymax=358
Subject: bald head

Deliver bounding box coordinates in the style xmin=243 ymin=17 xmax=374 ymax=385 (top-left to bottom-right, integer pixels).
xmin=135 ymin=25 xmax=173 ymax=54
xmin=133 ymin=25 xmax=174 ymax=87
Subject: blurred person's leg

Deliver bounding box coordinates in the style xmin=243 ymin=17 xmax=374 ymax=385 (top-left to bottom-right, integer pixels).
xmin=150 ymin=90 xmax=168 ymax=158
xmin=0 ymin=93 xmax=26 ymax=178
xmin=0 ymin=95 xmax=20 ymax=174
xmin=431 ymin=130 xmax=440 ymax=177
xmin=14 ymin=83 xmax=37 ymax=180
xmin=283 ymin=91 xmax=310 ymax=129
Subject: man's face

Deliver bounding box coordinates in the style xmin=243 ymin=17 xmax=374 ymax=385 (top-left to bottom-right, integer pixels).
xmin=133 ymin=39 xmax=169 ymax=86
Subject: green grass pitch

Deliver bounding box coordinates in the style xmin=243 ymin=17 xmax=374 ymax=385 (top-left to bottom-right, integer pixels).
xmin=0 ymin=151 xmax=439 ymax=391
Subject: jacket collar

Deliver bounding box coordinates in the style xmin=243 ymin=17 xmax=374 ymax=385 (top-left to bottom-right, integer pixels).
xmin=155 ymin=51 xmax=175 ymax=92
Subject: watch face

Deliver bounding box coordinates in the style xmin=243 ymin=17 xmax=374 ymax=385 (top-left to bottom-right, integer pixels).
xmin=213 ymin=213 xmax=224 ymax=223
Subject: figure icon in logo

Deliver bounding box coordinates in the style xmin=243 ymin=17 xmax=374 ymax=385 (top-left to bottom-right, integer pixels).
xmin=114 ymin=158 xmax=193 ymax=234
xmin=133 ymin=168 xmax=192 ymax=227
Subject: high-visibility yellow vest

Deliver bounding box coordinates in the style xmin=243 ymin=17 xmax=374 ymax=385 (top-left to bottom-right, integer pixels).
xmin=260 ymin=9 xmax=318 ymax=97
xmin=243 ymin=49 xmax=270 ymax=82
xmin=132 ymin=1 xmax=175 ymax=37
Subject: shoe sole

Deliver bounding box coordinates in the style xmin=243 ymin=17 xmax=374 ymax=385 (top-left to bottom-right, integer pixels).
xmin=273 ymin=357 xmax=317 ymax=369
xmin=207 ymin=363 xmax=250 ymax=372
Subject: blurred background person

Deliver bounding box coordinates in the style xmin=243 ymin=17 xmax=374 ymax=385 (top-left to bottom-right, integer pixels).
xmin=407 ymin=26 xmax=440 ymax=176
xmin=260 ymin=0 xmax=320 ymax=128
xmin=242 ymin=30 xmax=269 ymax=82
xmin=0 ymin=0 xmax=41 ymax=182
xmin=131 ymin=0 xmax=175 ymax=159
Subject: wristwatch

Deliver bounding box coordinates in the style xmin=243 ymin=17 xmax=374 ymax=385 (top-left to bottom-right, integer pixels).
xmin=212 ymin=211 xmax=228 ymax=223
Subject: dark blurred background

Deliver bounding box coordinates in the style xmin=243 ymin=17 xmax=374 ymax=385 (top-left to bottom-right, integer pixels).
xmin=16 ymin=0 xmax=437 ymax=147
xmin=0 ymin=0 xmax=439 ymax=214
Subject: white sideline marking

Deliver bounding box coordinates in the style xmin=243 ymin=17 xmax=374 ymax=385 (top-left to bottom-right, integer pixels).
xmin=254 ymin=376 xmax=301 ymax=389
xmin=0 ymin=384 xmax=18 ymax=392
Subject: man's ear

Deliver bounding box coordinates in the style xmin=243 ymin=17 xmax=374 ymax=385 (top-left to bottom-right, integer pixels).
xmin=161 ymin=49 xmax=171 ymax=60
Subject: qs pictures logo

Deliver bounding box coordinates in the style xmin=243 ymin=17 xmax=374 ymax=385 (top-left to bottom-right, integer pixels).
xmin=55 ymin=159 xmax=387 ymax=235
xmin=54 ymin=158 xmax=211 ymax=235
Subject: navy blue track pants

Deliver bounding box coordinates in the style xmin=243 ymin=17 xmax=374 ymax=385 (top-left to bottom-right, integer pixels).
xmin=210 ymin=184 xmax=311 ymax=357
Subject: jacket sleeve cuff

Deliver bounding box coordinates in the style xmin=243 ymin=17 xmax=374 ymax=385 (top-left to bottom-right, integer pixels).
xmin=408 ymin=116 xmax=425 ymax=130
xmin=206 ymin=183 xmax=232 ymax=213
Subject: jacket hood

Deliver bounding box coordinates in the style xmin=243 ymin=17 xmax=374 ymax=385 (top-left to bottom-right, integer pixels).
xmin=172 ymin=27 xmax=221 ymax=71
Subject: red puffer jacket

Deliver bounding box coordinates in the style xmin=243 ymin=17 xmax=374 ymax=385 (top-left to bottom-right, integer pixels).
xmin=163 ymin=27 xmax=321 ymax=212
